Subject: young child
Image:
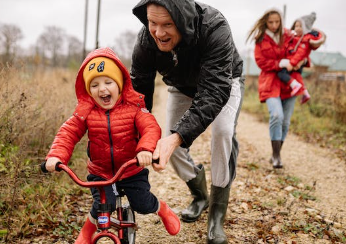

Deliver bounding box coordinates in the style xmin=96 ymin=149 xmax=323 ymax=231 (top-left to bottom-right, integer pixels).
xmin=45 ymin=47 xmax=180 ymax=243
xmin=278 ymin=12 xmax=326 ymax=104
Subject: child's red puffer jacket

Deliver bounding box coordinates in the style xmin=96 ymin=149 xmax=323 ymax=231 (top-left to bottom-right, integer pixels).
xmin=46 ymin=48 xmax=161 ymax=179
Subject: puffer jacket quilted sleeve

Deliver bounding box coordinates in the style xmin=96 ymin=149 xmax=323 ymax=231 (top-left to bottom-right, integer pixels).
xmin=135 ymin=108 xmax=161 ymax=153
xmin=46 ymin=115 xmax=87 ymax=164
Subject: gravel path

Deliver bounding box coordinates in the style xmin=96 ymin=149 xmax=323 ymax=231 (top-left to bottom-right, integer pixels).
xmin=132 ymin=83 xmax=346 ymax=244
xmin=237 ymin=112 xmax=346 ymax=222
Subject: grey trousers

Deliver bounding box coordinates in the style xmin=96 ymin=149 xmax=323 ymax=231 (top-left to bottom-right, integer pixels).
xmin=166 ymin=77 xmax=243 ymax=188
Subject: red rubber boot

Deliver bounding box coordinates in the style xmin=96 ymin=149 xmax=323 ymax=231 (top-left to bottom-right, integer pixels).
xmin=289 ymin=79 xmax=302 ymax=96
xmin=300 ymin=89 xmax=311 ymax=104
xmin=157 ymin=200 xmax=181 ymax=235
xmin=75 ymin=215 xmax=97 ymax=244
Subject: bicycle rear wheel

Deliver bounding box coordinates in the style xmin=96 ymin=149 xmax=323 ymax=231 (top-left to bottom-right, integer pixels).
xmin=121 ymin=205 xmax=136 ymax=244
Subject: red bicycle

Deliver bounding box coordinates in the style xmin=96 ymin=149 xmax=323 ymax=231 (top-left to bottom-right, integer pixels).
xmin=41 ymin=159 xmax=139 ymax=244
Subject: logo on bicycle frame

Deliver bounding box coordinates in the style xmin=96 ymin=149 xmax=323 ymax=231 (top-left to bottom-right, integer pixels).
xmin=98 ymin=216 xmax=109 ymax=224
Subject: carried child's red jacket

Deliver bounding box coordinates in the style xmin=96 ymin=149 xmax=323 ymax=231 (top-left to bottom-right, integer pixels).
xmin=46 ymin=48 xmax=161 ymax=180
xmin=286 ymin=30 xmax=325 ymax=67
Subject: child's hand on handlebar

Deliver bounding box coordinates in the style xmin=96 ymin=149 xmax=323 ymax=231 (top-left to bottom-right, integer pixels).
xmin=136 ymin=151 xmax=153 ymax=167
xmin=46 ymin=157 xmax=62 ymax=172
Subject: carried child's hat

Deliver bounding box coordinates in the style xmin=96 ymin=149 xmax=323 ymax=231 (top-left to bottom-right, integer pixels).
xmin=298 ymin=12 xmax=316 ymax=34
xmin=83 ymin=57 xmax=123 ymax=95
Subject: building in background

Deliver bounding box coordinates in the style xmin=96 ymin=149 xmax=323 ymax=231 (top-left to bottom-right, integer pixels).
xmin=242 ymin=51 xmax=346 ymax=83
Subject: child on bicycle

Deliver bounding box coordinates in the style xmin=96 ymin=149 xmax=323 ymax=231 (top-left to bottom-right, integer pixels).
xmin=278 ymin=12 xmax=326 ymax=104
xmin=45 ymin=47 xmax=180 ymax=243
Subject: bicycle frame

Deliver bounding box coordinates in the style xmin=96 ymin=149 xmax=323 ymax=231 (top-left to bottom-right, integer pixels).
xmin=44 ymin=159 xmax=139 ymax=244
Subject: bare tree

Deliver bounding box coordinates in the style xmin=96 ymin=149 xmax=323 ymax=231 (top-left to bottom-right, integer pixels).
xmin=37 ymin=26 xmax=65 ymax=67
xmin=112 ymin=30 xmax=137 ymax=68
xmin=66 ymin=35 xmax=83 ymax=68
xmin=0 ymin=24 xmax=23 ymax=63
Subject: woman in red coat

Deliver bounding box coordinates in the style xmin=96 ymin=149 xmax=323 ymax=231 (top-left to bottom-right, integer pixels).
xmin=247 ymin=8 xmax=302 ymax=169
xmin=45 ymin=47 xmax=180 ymax=243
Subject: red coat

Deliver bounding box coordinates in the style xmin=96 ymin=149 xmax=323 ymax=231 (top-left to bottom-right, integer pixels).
xmin=286 ymin=31 xmax=325 ymax=67
xmin=254 ymin=29 xmax=304 ymax=102
xmin=46 ymin=48 xmax=161 ymax=180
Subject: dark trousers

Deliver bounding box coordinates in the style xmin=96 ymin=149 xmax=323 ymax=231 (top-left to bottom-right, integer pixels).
xmin=278 ymin=66 xmax=304 ymax=84
xmin=87 ymin=168 xmax=159 ymax=219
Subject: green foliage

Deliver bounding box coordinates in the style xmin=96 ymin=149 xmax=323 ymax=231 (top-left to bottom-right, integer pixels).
xmin=277 ymin=175 xmax=301 ymax=187
xmin=291 ymin=190 xmax=316 ymax=201
xmin=283 ymin=217 xmax=346 ymax=242
xmin=246 ymin=162 xmax=259 ymax=171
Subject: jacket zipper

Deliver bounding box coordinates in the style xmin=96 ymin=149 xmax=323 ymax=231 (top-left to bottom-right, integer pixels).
xmin=105 ymin=110 xmax=115 ymax=176
xmin=171 ymin=50 xmax=178 ymax=67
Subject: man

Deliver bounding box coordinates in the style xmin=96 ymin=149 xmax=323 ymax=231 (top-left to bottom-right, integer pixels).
xmin=131 ymin=1 xmax=244 ymax=243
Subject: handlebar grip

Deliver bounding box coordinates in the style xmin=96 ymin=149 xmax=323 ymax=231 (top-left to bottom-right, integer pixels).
xmin=41 ymin=162 xmax=48 ymax=173
xmin=40 ymin=161 xmax=63 ymax=173
xmin=55 ymin=162 xmax=63 ymax=172
xmin=135 ymin=158 xmax=160 ymax=166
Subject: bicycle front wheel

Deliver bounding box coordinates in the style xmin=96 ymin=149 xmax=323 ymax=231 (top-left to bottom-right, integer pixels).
xmin=121 ymin=205 xmax=136 ymax=244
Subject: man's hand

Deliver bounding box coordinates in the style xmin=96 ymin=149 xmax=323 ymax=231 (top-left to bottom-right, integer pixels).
xmin=152 ymin=133 xmax=183 ymax=172
xmin=45 ymin=157 xmax=61 ymax=172
xmin=137 ymin=151 xmax=153 ymax=167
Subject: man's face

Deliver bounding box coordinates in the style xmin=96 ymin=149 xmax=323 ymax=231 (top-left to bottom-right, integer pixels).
xmin=147 ymin=4 xmax=182 ymax=52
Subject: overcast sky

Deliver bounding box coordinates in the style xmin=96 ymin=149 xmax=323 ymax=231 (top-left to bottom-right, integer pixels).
xmin=1 ymin=0 xmax=345 ymax=57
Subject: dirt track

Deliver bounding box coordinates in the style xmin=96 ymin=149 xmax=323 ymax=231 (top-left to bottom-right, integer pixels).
xmin=237 ymin=112 xmax=346 ymax=221
xmin=133 ymin=83 xmax=346 ymax=243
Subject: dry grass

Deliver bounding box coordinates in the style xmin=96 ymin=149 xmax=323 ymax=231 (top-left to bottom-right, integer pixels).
xmin=0 ymin=63 xmax=79 ymax=241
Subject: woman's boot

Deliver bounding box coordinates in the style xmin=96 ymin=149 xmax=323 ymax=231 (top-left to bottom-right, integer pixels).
xmin=75 ymin=214 xmax=97 ymax=244
xmin=157 ymin=200 xmax=181 ymax=235
xmin=270 ymin=140 xmax=283 ymax=168
xmin=181 ymin=164 xmax=209 ymax=222
xmin=207 ymin=185 xmax=230 ymax=244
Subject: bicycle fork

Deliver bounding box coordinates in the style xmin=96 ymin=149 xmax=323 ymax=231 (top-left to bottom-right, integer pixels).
xmin=92 ymin=187 xmax=121 ymax=244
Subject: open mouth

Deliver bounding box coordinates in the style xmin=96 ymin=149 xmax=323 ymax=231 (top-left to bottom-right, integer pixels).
xmin=159 ymin=38 xmax=171 ymax=44
xmin=100 ymin=95 xmax=111 ymax=103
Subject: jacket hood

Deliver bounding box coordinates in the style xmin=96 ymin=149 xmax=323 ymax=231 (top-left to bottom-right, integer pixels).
xmin=132 ymin=0 xmax=198 ymax=45
xmin=74 ymin=47 xmax=145 ymax=120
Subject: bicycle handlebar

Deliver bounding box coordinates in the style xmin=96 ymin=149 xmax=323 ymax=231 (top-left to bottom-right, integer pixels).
xmin=41 ymin=158 xmax=160 ymax=188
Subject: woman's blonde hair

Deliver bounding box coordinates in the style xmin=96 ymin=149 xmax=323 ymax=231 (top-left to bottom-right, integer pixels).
xmin=246 ymin=9 xmax=284 ymax=45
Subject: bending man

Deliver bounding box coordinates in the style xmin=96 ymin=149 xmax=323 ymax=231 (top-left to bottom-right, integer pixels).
xmin=131 ymin=1 xmax=244 ymax=243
